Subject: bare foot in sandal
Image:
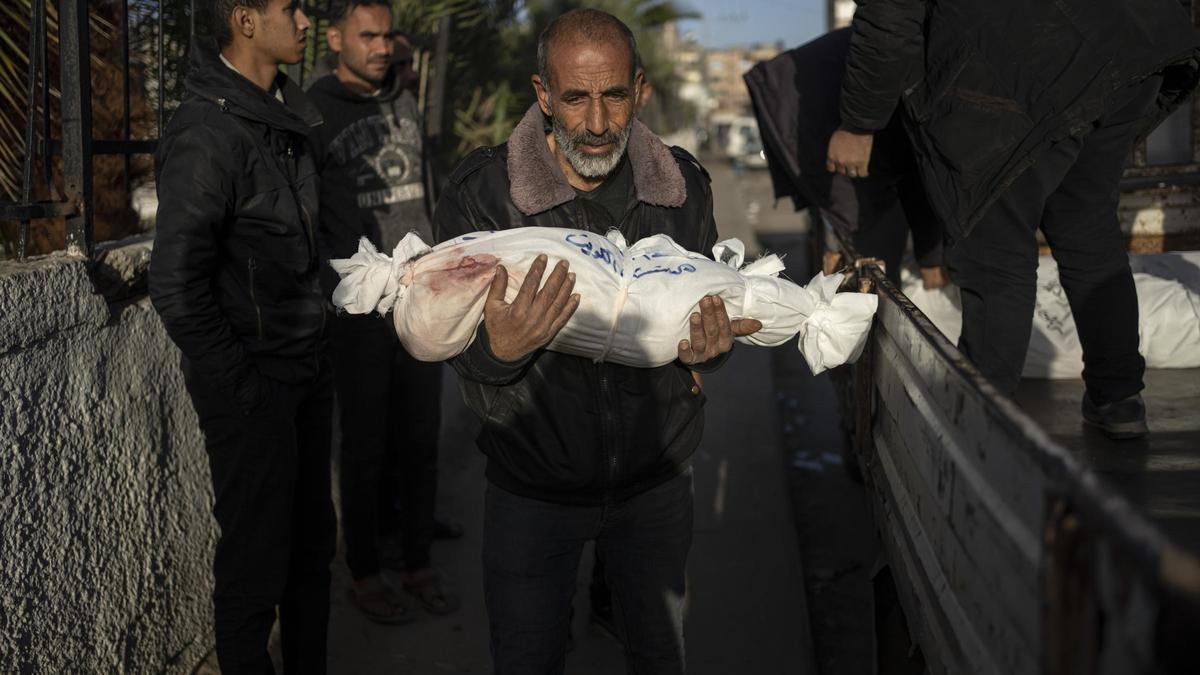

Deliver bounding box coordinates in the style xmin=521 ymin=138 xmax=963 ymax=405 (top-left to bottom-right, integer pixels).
xmin=351 ymin=575 xmax=415 ymax=625
xmin=400 ymin=568 xmax=461 ymax=615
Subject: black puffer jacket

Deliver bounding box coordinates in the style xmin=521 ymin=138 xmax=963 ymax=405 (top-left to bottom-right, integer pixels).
xmin=149 ymin=41 xmax=326 ymax=413
xmin=433 ymin=105 xmax=719 ymax=506
xmin=839 ymin=0 xmax=1200 ymax=244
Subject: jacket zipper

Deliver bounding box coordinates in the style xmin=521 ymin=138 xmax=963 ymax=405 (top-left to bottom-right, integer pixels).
xmin=248 ymin=257 xmax=264 ymax=340
xmin=600 ymin=208 xmax=637 ymax=494
xmin=284 ymin=140 xmax=318 ymax=265
xmin=285 ymin=141 xmax=326 ymax=353
xmin=599 ymin=361 xmax=619 ymax=493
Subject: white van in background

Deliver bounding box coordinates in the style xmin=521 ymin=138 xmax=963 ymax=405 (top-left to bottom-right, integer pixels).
xmin=709 ymin=113 xmax=768 ymax=169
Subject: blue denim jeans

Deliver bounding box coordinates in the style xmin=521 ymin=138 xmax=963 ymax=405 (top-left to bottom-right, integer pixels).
xmin=482 ymin=468 xmax=694 ymax=675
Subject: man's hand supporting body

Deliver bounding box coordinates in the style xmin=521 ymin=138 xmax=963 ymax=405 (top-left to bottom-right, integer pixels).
xmin=678 ymin=295 xmax=762 ymax=368
xmin=481 ymin=255 xmax=762 ymax=369
xmin=484 ymin=256 xmax=580 ymax=363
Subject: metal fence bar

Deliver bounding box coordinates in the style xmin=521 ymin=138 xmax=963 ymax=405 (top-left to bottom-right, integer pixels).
xmin=1120 ymin=172 xmax=1200 ymax=191
xmin=40 ymin=0 xmax=52 ymax=196
xmin=121 ymin=0 xmax=131 ymax=197
xmin=60 ymin=0 xmax=94 ymax=256
xmin=0 ymin=202 xmax=79 ymax=220
xmin=19 ymin=0 xmax=47 ymax=260
xmin=157 ymin=1 xmax=165 ymax=135
xmin=46 ymin=139 xmax=158 ymax=155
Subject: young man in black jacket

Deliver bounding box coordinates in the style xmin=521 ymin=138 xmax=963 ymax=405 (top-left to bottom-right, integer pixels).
xmin=433 ymin=9 xmax=760 ymax=674
xmin=149 ymin=1 xmax=334 ymax=671
xmin=827 ymin=0 xmax=1200 ymax=438
xmin=307 ymin=0 xmax=457 ymax=623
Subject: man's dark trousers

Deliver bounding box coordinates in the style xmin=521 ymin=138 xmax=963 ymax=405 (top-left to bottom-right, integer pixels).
xmin=183 ymin=356 xmax=336 ymax=674
xmin=483 ymin=468 xmax=694 ymax=675
xmin=946 ymin=77 xmax=1161 ymax=400
xmin=331 ymin=313 xmax=442 ymax=578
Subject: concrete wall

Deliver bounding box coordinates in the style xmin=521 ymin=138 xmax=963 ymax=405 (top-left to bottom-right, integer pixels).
xmin=0 ymin=242 xmax=215 ymax=672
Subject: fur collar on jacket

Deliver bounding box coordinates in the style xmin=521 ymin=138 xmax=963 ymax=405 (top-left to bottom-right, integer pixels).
xmin=506 ymin=103 xmax=687 ymax=216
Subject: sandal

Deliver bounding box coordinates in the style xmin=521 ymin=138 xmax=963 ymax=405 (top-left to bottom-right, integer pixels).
xmin=402 ymin=569 xmax=462 ymax=615
xmin=348 ymin=582 xmax=415 ymax=625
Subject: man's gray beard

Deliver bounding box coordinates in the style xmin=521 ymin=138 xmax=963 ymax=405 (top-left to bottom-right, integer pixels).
xmin=551 ymin=113 xmax=633 ymax=179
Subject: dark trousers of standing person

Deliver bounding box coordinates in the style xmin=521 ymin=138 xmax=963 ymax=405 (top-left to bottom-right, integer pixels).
xmin=946 ymin=76 xmax=1161 ymax=399
xmin=183 ymin=355 xmax=336 ymax=675
xmin=332 ymin=313 xmax=442 ymax=578
xmin=483 ymin=468 xmax=694 ymax=675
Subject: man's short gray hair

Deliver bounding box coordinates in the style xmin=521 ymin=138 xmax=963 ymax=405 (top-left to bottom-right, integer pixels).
xmin=536 ymin=9 xmax=641 ymax=92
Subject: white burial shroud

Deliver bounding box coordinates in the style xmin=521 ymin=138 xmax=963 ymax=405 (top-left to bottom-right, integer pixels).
xmin=330 ymin=227 xmax=878 ymax=374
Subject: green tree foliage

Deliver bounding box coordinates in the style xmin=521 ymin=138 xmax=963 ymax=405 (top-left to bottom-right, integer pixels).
xmin=519 ymin=0 xmax=699 ymax=135
xmin=379 ymin=0 xmax=699 ymax=167
xmin=1 ymin=0 xmax=697 ymax=257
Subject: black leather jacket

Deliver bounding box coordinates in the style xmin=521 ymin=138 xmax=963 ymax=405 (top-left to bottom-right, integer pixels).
xmin=149 ymin=42 xmax=326 ymax=413
xmin=433 ymin=111 xmax=720 ymax=505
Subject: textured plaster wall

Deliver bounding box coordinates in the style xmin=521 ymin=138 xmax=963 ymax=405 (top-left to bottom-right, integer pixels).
xmin=0 ymin=247 xmax=216 ymax=672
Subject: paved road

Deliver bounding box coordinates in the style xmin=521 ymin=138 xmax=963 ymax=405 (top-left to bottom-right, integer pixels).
xmin=703 ymin=159 xmax=810 ymax=257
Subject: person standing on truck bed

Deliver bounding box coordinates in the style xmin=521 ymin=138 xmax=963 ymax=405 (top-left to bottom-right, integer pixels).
xmin=826 ymin=0 xmax=1200 ymax=439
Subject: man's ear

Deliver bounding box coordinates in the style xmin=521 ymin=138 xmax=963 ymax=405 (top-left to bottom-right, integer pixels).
xmin=231 ymin=5 xmax=256 ymax=40
xmin=327 ymin=25 xmax=342 ymax=53
xmin=532 ymin=74 xmax=552 ymax=117
xmin=634 ymin=68 xmax=645 ymax=107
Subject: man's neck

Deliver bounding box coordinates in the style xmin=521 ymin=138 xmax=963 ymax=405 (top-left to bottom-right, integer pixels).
xmin=546 ymin=132 xmax=607 ymax=192
xmin=334 ymin=62 xmax=380 ymax=96
xmin=220 ymin=43 xmax=280 ymax=92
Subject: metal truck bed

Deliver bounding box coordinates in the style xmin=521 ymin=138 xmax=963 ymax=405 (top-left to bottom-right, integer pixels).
xmin=824 ymin=223 xmax=1200 ymax=674
xmin=1015 ymin=370 xmax=1200 ymax=557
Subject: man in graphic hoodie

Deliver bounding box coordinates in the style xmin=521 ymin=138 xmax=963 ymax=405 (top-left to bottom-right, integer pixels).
xmin=307 ymin=0 xmax=458 ymax=623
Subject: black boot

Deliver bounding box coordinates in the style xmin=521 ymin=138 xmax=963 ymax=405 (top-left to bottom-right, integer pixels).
xmin=1082 ymin=392 xmax=1148 ymax=440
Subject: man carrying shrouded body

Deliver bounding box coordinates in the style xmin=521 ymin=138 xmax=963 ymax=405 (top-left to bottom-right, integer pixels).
xmin=149 ymin=0 xmax=334 ymax=671
xmin=432 ymin=9 xmax=761 ymax=674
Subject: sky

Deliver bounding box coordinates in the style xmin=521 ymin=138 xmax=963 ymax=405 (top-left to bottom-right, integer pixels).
xmin=675 ymin=0 xmax=828 ymax=50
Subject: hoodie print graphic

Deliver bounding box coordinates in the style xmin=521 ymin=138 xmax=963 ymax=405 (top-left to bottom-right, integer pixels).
xmin=328 ymin=105 xmax=425 ymax=213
